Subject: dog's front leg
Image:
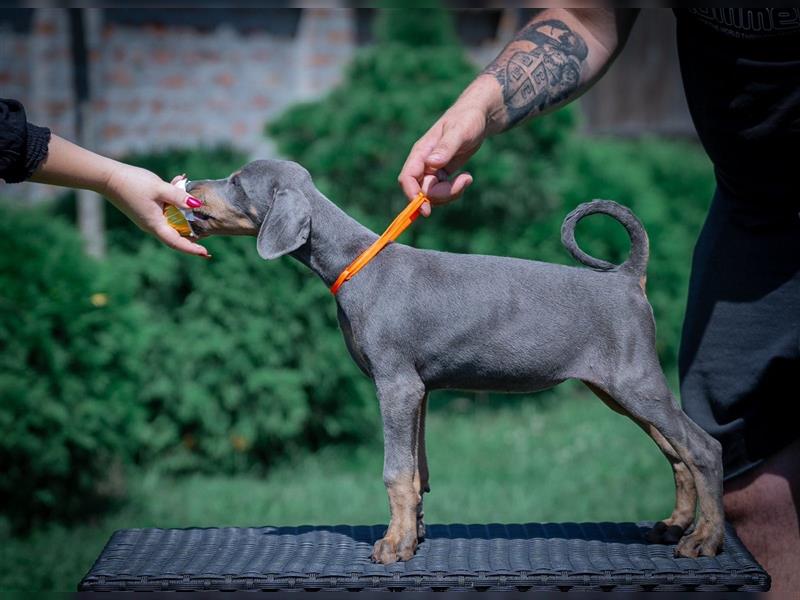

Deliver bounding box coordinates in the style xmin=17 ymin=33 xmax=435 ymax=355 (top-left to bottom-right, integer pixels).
xmin=371 ymin=374 xmax=425 ymax=565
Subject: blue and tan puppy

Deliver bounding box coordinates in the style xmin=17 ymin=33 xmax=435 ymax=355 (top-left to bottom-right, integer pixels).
xmin=186 ymin=159 xmax=724 ymax=564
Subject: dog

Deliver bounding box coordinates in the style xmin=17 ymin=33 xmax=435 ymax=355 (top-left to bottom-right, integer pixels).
xmin=185 ymin=158 xmax=724 ymax=565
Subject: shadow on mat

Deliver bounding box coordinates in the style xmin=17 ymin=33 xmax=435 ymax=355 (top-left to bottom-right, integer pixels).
xmin=259 ymin=522 xmax=659 ymax=546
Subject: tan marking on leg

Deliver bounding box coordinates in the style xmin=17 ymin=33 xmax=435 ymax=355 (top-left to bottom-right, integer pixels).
xmin=647 ymin=425 xmax=696 ymax=530
xmin=415 ymin=394 xmax=429 ymax=539
xmin=584 ymin=381 xmax=697 ymax=541
xmin=372 ymin=472 xmax=419 ymax=564
xmin=373 ymin=385 xmax=425 ymax=564
xmin=672 ymin=434 xmax=724 ymax=557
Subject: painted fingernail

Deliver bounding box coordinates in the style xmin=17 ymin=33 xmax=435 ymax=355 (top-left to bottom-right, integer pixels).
xmin=186 ymin=196 xmax=202 ymax=208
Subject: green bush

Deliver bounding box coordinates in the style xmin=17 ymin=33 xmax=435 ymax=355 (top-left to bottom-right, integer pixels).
xmin=114 ymin=238 xmax=378 ymax=473
xmin=1 ymin=146 xmax=381 ymax=527
xmin=103 ymin=148 xmax=378 ymax=473
xmin=0 ymin=208 xmax=149 ymax=530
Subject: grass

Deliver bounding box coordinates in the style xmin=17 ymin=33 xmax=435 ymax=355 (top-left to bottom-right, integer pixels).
xmin=0 ymin=383 xmax=674 ymax=591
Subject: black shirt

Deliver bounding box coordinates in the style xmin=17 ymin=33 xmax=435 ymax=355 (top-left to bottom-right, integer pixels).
xmin=675 ymin=9 xmax=800 ymax=206
xmin=0 ymin=98 xmax=51 ymax=183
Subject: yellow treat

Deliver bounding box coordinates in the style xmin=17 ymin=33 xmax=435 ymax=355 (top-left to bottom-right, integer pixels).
xmin=163 ymin=204 xmax=195 ymax=238
xmin=163 ymin=175 xmax=196 ymax=238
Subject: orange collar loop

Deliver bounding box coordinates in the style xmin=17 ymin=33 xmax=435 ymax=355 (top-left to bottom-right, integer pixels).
xmin=330 ymin=191 xmax=428 ymax=295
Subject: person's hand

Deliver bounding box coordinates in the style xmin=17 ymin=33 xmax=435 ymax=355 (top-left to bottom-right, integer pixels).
xmin=26 ymin=134 xmax=209 ymax=256
xmin=398 ymin=105 xmax=488 ymax=216
xmin=104 ymin=164 xmax=209 ymax=257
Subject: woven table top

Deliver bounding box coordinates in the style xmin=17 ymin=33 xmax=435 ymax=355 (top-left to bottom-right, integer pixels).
xmin=79 ymin=521 xmax=769 ymax=592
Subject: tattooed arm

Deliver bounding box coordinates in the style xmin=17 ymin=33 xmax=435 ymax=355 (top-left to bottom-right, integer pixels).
xmin=399 ymin=9 xmax=638 ymax=208
xmin=481 ymin=11 xmax=633 ymax=132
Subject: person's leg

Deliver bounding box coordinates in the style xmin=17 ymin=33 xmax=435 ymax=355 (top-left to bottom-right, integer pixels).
xmin=723 ymin=438 xmax=800 ymax=595
xmin=679 ymin=189 xmax=800 ymax=587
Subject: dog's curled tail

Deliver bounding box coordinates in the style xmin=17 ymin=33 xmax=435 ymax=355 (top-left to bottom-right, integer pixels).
xmin=560 ymin=200 xmax=649 ymax=277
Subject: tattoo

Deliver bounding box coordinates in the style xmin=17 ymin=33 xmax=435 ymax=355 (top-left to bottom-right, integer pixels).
xmin=483 ymin=19 xmax=589 ymax=128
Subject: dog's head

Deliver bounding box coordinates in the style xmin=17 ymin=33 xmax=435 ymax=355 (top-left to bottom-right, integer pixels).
xmin=186 ymin=159 xmax=312 ymax=259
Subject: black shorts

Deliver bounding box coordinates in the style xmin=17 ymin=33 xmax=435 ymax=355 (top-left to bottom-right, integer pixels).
xmin=679 ymin=187 xmax=800 ymax=481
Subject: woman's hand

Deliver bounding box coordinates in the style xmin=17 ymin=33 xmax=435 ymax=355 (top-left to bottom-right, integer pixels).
xmin=104 ymin=164 xmax=209 ymax=257
xmin=29 ymin=134 xmax=209 ymax=257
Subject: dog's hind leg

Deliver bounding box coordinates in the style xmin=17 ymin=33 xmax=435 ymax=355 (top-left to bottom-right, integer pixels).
xmin=371 ymin=372 xmax=426 ymax=564
xmin=584 ymin=381 xmax=696 ymax=544
xmin=601 ymin=372 xmax=724 ymax=557
xmin=416 ymin=393 xmax=429 ymax=540
xmin=639 ymin=425 xmax=697 ymax=544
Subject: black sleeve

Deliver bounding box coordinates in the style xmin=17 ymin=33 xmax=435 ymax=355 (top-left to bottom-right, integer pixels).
xmin=0 ymin=98 xmax=51 ymax=183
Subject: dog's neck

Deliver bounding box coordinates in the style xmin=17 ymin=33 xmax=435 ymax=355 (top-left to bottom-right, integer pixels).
xmin=290 ymin=188 xmax=378 ymax=287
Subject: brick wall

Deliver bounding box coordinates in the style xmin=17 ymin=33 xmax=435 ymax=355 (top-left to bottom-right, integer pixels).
xmin=90 ymin=8 xmax=355 ymax=158
xmin=1 ymin=8 xmax=693 ymax=203
xmin=2 ymin=8 xmax=518 ymax=164
xmin=1 ymin=7 xmax=358 ymax=200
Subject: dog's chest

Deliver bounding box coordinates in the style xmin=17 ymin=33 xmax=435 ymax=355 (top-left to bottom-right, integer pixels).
xmin=336 ymin=307 xmax=371 ymax=377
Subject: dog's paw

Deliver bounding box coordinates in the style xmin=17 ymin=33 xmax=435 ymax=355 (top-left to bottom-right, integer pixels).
xmin=674 ymin=525 xmax=723 ymax=558
xmin=645 ymin=521 xmax=685 ymax=545
xmin=371 ymin=532 xmax=418 ymax=564
xmin=371 ymin=537 xmax=399 ymax=565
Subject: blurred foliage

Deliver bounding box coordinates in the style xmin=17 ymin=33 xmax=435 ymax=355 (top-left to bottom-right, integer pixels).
xmin=0 ymin=147 xmax=377 ymax=527
xmin=0 ymin=8 xmax=714 ymax=528
xmin=0 ymin=209 xmax=148 ymax=530
xmin=374 ymin=3 xmax=458 ymax=47
xmin=107 ymin=148 xmax=377 ymax=474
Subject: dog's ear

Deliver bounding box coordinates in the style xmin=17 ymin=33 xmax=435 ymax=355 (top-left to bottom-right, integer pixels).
xmin=257 ymin=188 xmax=311 ymax=260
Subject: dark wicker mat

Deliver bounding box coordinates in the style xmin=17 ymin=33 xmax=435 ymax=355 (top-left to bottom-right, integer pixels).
xmin=79 ymin=522 xmax=769 ymax=592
